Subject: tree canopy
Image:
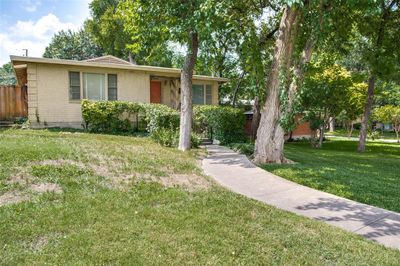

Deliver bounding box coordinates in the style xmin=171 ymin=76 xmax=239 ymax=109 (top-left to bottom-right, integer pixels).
xmin=43 ymin=29 xmax=103 ymax=60
xmin=0 ymin=62 xmax=16 ymax=86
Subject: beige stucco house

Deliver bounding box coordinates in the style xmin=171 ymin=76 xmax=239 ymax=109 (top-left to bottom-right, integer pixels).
xmin=11 ymin=55 xmax=228 ymax=128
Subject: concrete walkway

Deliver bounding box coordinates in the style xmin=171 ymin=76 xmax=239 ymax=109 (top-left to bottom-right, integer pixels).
xmin=202 ymin=145 xmax=400 ymax=249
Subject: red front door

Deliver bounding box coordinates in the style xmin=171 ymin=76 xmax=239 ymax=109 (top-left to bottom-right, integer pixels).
xmin=150 ymin=81 xmax=161 ymax=103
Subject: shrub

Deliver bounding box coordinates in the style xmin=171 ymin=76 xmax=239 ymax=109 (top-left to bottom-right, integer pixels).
xmin=229 ymin=142 xmax=255 ymax=157
xmin=151 ymin=128 xmax=179 ymax=147
xmin=193 ymin=105 xmax=246 ymax=144
xmin=191 ymin=132 xmax=202 ymax=148
xmin=141 ymin=104 xmax=180 ymax=134
xmin=81 ymin=100 xmax=143 ymax=133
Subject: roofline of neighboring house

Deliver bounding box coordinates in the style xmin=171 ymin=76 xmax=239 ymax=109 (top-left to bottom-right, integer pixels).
xmin=10 ymin=55 xmax=229 ymax=83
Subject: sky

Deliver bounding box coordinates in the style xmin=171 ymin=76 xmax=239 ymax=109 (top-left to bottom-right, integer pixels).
xmin=0 ymin=0 xmax=91 ymax=65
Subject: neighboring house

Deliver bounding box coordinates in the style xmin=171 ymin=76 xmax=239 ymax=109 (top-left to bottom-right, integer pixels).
xmin=244 ymin=111 xmax=314 ymax=139
xmin=376 ymin=122 xmax=393 ymax=131
xmin=11 ymin=55 xmax=228 ymax=128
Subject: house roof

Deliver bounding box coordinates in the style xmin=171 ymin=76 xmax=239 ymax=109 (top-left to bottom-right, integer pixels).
xmin=85 ymin=55 xmax=134 ymax=65
xmin=10 ymin=55 xmax=229 ymax=84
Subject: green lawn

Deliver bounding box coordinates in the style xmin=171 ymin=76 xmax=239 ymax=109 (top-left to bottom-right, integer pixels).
xmin=262 ymin=139 xmax=400 ymax=213
xmin=328 ymin=128 xmax=398 ymax=140
xmin=1 ymin=130 xmax=399 ymax=264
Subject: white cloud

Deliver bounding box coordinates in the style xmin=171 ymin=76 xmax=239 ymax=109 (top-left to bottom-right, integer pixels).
xmin=0 ymin=13 xmax=79 ymax=65
xmin=10 ymin=13 xmax=77 ymax=40
xmin=20 ymin=0 xmax=42 ymax=13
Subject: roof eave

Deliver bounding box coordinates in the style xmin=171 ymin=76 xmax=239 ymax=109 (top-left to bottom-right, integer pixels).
xmin=10 ymin=55 xmax=229 ymax=82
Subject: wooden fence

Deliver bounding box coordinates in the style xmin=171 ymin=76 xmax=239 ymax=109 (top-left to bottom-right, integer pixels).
xmin=0 ymin=85 xmax=28 ymax=121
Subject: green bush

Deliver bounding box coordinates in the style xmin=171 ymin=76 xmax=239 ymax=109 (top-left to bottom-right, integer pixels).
xmin=229 ymin=142 xmax=255 ymax=157
xmin=81 ymin=100 xmax=143 ymax=133
xmin=151 ymin=128 xmax=179 ymax=147
xmin=141 ymin=104 xmax=180 ymax=134
xmin=193 ymin=105 xmax=246 ymax=144
xmin=191 ymin=132 xmax=202 ymax=148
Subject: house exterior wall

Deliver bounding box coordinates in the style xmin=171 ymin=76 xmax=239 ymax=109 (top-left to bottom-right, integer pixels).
xmin=26 ymin=62 xmax=220 ymax=128
xmin=28 ymin=63 xmax=150 ymax=128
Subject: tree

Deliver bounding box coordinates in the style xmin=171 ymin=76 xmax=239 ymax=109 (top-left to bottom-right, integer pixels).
xmin=0 ymin=62 xmax=16 ymax=85
xmin=87 ymin=0 xmax=176 ymax=66
xmin=300 ymin=64 xmax=354 ymax=147
xmin=356 ymin=0 xmax=400 ymax=152
xmin=337 ymin=81 xmax=368 ymax=137
xmin=119 ymin=0 xmax=223 ymax=151
xmin=86 ymin=0 xmax=132 ymax=62
xmin=373 ymin=105 xmax=400 ymax=142
xmin=254 ymin=4 xmax=300 ymax=163
xmin=43 ymin=29 xmax=103 ymax=60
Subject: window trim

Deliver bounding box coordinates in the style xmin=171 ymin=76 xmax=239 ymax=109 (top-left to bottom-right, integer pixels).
xmin=107 ymin=73 xmax=118 ymax=101
xmin=68 ymin=71 xmax=118 ymax=102
xmin=68 ymin=71 xmax=82 ymax=102
xmin=192 ymin=83 xmax=213 ymax=105
xmin=83 ymin=72 xmax=106 ymax=101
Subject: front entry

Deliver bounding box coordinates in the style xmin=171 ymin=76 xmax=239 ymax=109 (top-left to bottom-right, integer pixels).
xmin=150 ymin=81 xmax=161 ymax=103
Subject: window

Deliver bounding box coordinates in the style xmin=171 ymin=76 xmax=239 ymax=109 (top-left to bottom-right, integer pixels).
xmin=83 ymin=73 xmax=105 ymax=100
xmin=108 ymin=74 xmax=117 ymax=101
xmin=192 ymin=84 xmax=213 ymax=105
xmin=192 ymin=84 xmax=204 ymax=104
xmin=69 ymin=72 xmax=80 ymax=100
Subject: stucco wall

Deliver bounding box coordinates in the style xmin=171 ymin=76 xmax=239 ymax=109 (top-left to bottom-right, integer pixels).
xmin=28 ymin=63 xmax=150 ymax=128
xmin=160 ymin=79 xmax=219 ymax=108
xmin=27 ymin=62 xmax=221 ymax=128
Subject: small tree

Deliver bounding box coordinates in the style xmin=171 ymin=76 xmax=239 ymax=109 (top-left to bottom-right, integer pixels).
xmin=373 ymin=105 xmax=400 ymax=143
xmin=300 ymin=63 xmax=353 ymax=147
xmin=119 ymin=0 xmax=224 ymax=151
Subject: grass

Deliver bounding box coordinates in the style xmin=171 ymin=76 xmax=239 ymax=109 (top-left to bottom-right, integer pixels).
xmin=1 ymin=129 xmax=399 ymax=264
xmin=262 ymin=139 xmax=400 ymax=213
xmin=328 ymin=128 xmax=398 ymax=140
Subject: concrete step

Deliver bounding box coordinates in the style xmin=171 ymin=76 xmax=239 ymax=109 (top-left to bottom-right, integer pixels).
xmin=0 ymin=121 xmax=14 ymax=128
xmin=201 ymin=138 xmax=213 ymax=145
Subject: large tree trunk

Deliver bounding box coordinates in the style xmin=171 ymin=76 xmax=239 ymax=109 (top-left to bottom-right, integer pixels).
xmin=178 ymin=31 xmax=199 ymax=151
xmin=251 ymin=96 xmax=261 ymax=140
xmin=254 ymin=6 xmax=299 ymax=164
xmin=358 ymin=75 xmax=376 ymax=152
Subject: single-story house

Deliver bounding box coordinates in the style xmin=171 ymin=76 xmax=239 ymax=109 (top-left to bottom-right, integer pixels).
xmin=11 ymin=55 xmax=228 ymax=128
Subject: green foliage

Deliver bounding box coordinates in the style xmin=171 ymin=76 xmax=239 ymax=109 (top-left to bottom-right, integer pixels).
xmin=81 ymin=100 xmax=201 ymax=147
xmin=86 ymin=0 xmax=130 ymax=60
xmin=193 ymin=105 xmax=245 ymax=144
xmin=300 ymin=63 xmax=357 ymax=132
xmin=0 ymin=62 xmax=16 ymax=85
xmin=43 ymin=29 xmax=103 ymax=60
xmin=81 ymin=100 xmax=143 ymax=133
xmin=141 ymin=104 xmax=180 ymax=134
xmin=229 ymin=142 xmax=255 ymax=157
xmin=373 ymin=105 xmax=400 ymax=142
xmin=150 ymin=128 xmax=179 ymax=147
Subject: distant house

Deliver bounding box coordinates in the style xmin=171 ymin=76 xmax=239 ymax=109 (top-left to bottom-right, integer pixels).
xmin=244 ymin=111 xmax=314 ymax=139
xmin=11 ymin=55 xmax=228 ymax=128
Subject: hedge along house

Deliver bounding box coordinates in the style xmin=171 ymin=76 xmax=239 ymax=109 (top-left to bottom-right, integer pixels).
xmin=11 ymin=55 xmax=228 ymax=128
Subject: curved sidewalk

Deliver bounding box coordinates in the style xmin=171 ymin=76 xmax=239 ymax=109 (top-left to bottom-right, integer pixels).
xmin=202 ymin=145 xmax=400 ymax=249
